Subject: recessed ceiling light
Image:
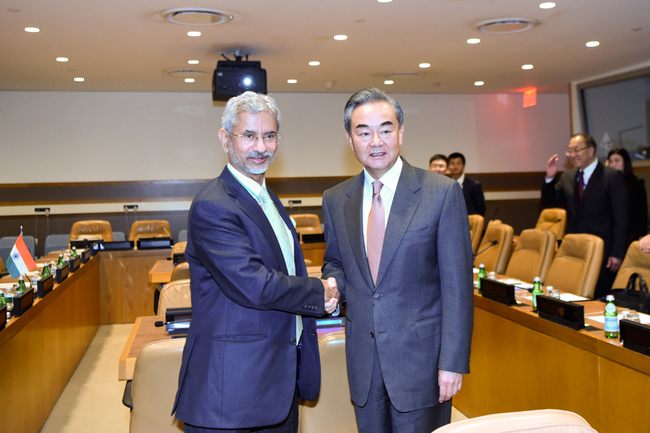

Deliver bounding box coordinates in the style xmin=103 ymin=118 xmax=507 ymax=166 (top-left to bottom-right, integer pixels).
xmin=384 ymin=80 xmax=394 ymax=85
xmin=308 ymin=61 xmax=320 ymax=66
xmin=56 ymin=57 xmax=69 ymax=62
xmin=467 ymin=38 xmax=481 ymax=44
xmin=539 ymin=2 xmax=556 ymax=9
xmin=74 ymin=77 xmax=84 ymax=82
xmin=586 ymin=41 xmax=600 ymax=47
xmin=477 ymin=18 xmax=538 ymax=34
xmin=522 ymin=64 xmax=534 ymax=70
xmin=287 ymin=79 xmax=298 ymax=84
xmin=377 ymin=0 xmax=393 ymax=2
xmin=333 ymin=35 xmax=348 ymax=41
xmin=419 ymin=63 xmax=431 ymax=69
xmin=24 ymin=27 xmax=40 ymax=33
xmin=161 ymin=8 xmax=233 ymax=26
xmin=474 ymin=81 xmax=485 ymax=86
xmin=187 ymin=31 xmax=201 ymax=37
xmin=188 ymin=60 xmax=199 ymax=65
xmin=184 ymin=78 xmax=195 ymax=83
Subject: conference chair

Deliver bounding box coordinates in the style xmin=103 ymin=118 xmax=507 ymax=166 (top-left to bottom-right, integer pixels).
xmin=129 ymin=220 xmax=172 ymax=242
xmin=612 ymin=240 xmax=650 ymax=290
xmin=536 ymin=208 xmax=567 ymax=242
xmin=170 ymin=242 xmax=186 ymax=258
xmin=473 ymin=223 xmax=514 ymax=274
xmin=157 ymin=279 xmax=191 ymax=317
xmin=113 ymin=231 xmax=126 ymax=241
xmin=298 ymin=331 xmax=356 ymax=433
xmin=467 ymin=215 xmax=484 ymax=255
xmin=544 ymin=234 xmax=604 ymax=298
xmin=505 ymin=229 xmax=556 ymax=283
xmin=178 ymin=229 xmax=188 ymax=243
xmin=170 ymin=262 xmax=190 ymax=282
xmin=0 ymin=235 xmax=36 ymax=261
xmin=129 ymin=339 xmax=185 ymax=433
xmin=43 ymin=234 xmax=71 ymax=255
xmin=291 ymin=214 xmax=323 ymax=236
xmin=432 ymin=409 xmax=596 ymax=433
xmin=70 ymin=220 xmax=113 ymax=242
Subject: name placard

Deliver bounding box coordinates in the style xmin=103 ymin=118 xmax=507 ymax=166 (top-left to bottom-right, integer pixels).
xmin=37 ymin=274 xmax=54 ymax=298
xmin=69 ymin=255 xmax=82 ymax=273
xmin=620 ymin=319 xmax=650 ymax=356
xmin=480 ymin=278 xmax=518 ymax=306
xmin=537 ymin=295 xmax=585 ymax=330
xmin=56 ymin=263 xmax=70 ymax=284
xmin=137 ymin=237 xmax=173 ymax=250
xmin=13 ymin=288 xmax=34 ymax=317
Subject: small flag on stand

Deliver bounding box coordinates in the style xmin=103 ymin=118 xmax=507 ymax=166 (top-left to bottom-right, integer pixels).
xmin=5 ymin=234 xmax=37 ymax=279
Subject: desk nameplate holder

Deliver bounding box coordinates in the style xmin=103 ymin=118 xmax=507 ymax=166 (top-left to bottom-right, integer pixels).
xmin=80 ymin=248 xmax=92 ymax=264
xmin=0 ymin=305 xmax=6 ymax=331
xmin=37 ymin=274 xmax=54 ymax=298
xmin=302 ymin=233 xmax=325 ymax=244
xmin=13 ymin=288 xmax=34 ymax=317
xmin=165 ymin=307 xmax=191 ymax=336
xmin=69 ymin=255 xmax=82 ymax=273
xmin=56 ymin=263 xmax=70 ymax=284
xmin=537 ymin=295 xmax=585 ymax=330
xmin=480 ymin=278 xmax=518 ymax=306
xmin=137 ymin=237 xmax=173 ymax=250
xmin=172 ymin=253 xmax=186 ymax=266
xmin=620 ymin=319 xmax=650 ymax=356
xmin=93 ymin=241 xmax=134 ymax=252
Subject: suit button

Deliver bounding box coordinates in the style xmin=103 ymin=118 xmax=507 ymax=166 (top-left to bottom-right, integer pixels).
xmin=373 ymin=294 xmax=379 ymax=299
xmin=370 ymin=332 xmax=375 ymax=338
xmin=290 ymin=338 xmax=297 ymax=345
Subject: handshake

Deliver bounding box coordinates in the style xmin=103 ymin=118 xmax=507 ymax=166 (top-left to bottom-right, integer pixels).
xmin=321 ymin=277 xmax=340 ymax=314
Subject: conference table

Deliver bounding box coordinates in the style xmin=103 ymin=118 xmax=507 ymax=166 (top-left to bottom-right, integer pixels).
xmin=454 ymin=284 xmax=650 ymax=433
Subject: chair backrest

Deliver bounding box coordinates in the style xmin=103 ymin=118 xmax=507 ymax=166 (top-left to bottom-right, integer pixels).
xmin=536 ymin=208 xmax=567 ymax=241
xmin=178 ymin=229 xmax=188 ymax=243
xmin=468 ymin=215 xmax=485 ymax=255
xmin=0 ymin=235 xmax=36 ymax=262
xmin=170 ymin=242 xmax=187 ymax=258
xmin=545 ymin=234 xmax=604 ymax=298
xmin=113 ymin=231 xmax=126 ymax=241
xmin=432 ymin=409 xmax=596 ymax=433
xmin=129 ymin=339 xmax=185 ymax=433
xmin=169 ymin=262 xmax=190 ymax=282
xmin=44 ymin=234 xmax=71 ymax=255
xmin=473 ymin=223 xmax=514 ymax=274
xmin=158 ymin=279 xmax=191 ymax=317
xmin=129 ymin=220 xmax=172 ymax=242
xmin=505 ymin=229 xmax=557 ymax=283
xmin=612 ymin=240 xmax=650 ymax=290
xmin=298 ymin=331 xmax=356 ymax=433
xmin=70 ymin=220 xmax=113 ymax=242
xmin=292 ymin=214 xmax=323 ymax=235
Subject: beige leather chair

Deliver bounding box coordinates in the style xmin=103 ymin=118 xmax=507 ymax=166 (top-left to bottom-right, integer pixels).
xmin=170 ymin=241 xmax=186 ymax=258
xmin=157 ymin=279 xmax=191 ymax=317
xmin=505 ymin=229 xmax=556 ymax=283
xmin=69 ymin=220 xmax=113 ymax=242
xmin=612 ymin=240 xmax=650 ymax=290
xmin=129 ymin=220 xmax=172 ymax=242
xmin=433 ymin=409 xmax=596 ymax=433
xmin=129 ymin=339 xmax=185 ymax=433
xmin=473 ymin=223 xmax=514 ymax=274
xmin=536 ymin=208 xmax=567 ymax=241
xmin=468 ymin=215 xmax=484 ymax=255
xmin=544 ymin=234 xmax=604 ymax=298
xmin=170 ymin=262 xmax=190 ymax=282
xmin=299 ymin=331 xmax=356 ymax=433
xmin=292 ymin=214 xmax=323 ymax=236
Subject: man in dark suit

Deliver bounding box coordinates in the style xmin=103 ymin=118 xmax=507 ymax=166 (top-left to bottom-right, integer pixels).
xmin=542 ymin=132 xmax=628 ymax=299
xmin=173 ymin=91 xmax=339 ymax=432
xmin=321 ymin=88 xmax=474 ymax=432
xmin=448 ymin=152 xmax=486 ymax=216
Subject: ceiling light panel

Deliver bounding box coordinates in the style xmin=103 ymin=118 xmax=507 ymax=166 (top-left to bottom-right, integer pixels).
xmin=161 ymin=8 xmax=233 ymax=26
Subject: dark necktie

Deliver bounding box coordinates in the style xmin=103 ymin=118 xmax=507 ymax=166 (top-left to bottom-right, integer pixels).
xmin=576 ymin=170 xmax=585 ymax=204
xmin=367 ymin=181 xmax=385 ymax=285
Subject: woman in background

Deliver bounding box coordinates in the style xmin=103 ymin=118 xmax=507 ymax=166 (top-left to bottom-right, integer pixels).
xmin=607 ymin=147 xmax=648 ymax=247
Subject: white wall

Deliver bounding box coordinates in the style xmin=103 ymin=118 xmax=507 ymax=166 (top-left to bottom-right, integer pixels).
xmin=0 ymin=91 xmax=570 ymax=183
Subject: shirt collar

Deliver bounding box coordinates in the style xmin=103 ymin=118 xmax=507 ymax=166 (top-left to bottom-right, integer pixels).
xmin=363 ymin=157 xmax=403 ymax=193
xmin=581 ymin=158 xmax=598 ymax=184
xmin=456 ymin=172 xmax=465 ymax=186
xmin=227 ymin=163 xmax=265 ymax=204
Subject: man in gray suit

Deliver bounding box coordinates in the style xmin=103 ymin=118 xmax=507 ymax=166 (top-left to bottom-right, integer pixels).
xmin=321 ymin=88 xmax=474 ymax=432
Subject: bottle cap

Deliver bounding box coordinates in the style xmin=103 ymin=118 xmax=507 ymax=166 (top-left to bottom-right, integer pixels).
xmin=479 ymin=263 xmax=485 ymax=268
xmin=606 ymin=294 xmax=615 ymax=301
xmin=534 ymin=276 xmax=540 ymax=282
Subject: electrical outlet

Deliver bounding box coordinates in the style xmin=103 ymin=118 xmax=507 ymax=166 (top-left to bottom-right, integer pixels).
xmin=288 ymin=200 xmax=302 ymax=205
xmin=34 ymin=207 xmax=50 ymax=213
xmin=124 ymin=205 xmax=139 ymax=211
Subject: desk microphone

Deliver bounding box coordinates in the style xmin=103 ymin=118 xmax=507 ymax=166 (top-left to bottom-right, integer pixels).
xmin=154 ymin=319 xmax=192 ymax=327
xmin=473 ymin=240 xmax=498 ymax=259
xmin=160 ymin=225 xmax=172 ymax=239
xmin=546 ymin=218 xmax=562 ymax=231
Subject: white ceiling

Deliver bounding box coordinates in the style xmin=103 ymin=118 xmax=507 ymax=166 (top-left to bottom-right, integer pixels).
xmin=1 ymin=0 xmax=649 ymax=95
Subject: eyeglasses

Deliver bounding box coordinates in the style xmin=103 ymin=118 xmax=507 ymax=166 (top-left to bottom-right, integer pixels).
xmin=565 ymin=146 xmax=589 ymax=156
xmin=229 ymin=131 xmax=282 ymax=144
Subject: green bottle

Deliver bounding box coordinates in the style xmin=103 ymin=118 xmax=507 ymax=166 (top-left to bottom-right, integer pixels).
xmin=57 ymin=253 xmax=65 ymax=268
xmin=604 ymin=295 xmax=619 ymax=339
xmin=477 ymin=264 xmax=487 ymax=294
xmin=17 ymin=276 xmax=27 ymax=294
xmin=41 ymin=263 xmax=51 ymax=277
xmin=532 ymin=276 xmax=543 ymax=313
xmin=0 ymin=292 xmax=6 ymax=308
xmin=71 ymin=246 xmax=78 ymax=258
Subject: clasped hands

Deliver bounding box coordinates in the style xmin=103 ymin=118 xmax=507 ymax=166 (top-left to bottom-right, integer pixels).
xmin=321 ymin=277 xmax=340 ymax=314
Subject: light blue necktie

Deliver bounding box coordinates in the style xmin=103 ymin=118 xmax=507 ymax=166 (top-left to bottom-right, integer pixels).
xmin=259 ymin=188 xmax=302 ymax=342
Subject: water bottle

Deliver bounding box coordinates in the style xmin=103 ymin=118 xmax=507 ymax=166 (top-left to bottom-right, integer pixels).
xmin=477 ymin=264 xmax=487 ymax=294
xmin=604 ymin=294 xmax=619 ymax=339
xmin=532 ymin=276 xmax=543 ymax=313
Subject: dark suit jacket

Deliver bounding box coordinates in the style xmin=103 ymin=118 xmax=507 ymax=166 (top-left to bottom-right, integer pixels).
xmin=173 ymin=167 xmax=324 ymax=429
xmin=321 ymin=159 xmax=474 ymax=412
xmin=542 ymin=162 xmax=628 ymax=260
xmin=461 ymin=176 xmax=486 ymax=216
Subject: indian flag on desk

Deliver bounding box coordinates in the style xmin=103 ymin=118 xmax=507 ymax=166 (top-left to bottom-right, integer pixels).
xmin=5 ymin=234 xmax=37 ymax=279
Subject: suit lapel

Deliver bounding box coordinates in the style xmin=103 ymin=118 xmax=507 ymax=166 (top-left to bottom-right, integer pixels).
xmin=343 ymin=174 xmax=375 ymax=289
xmin=581 ymin=162 xmax=603 ymax=206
